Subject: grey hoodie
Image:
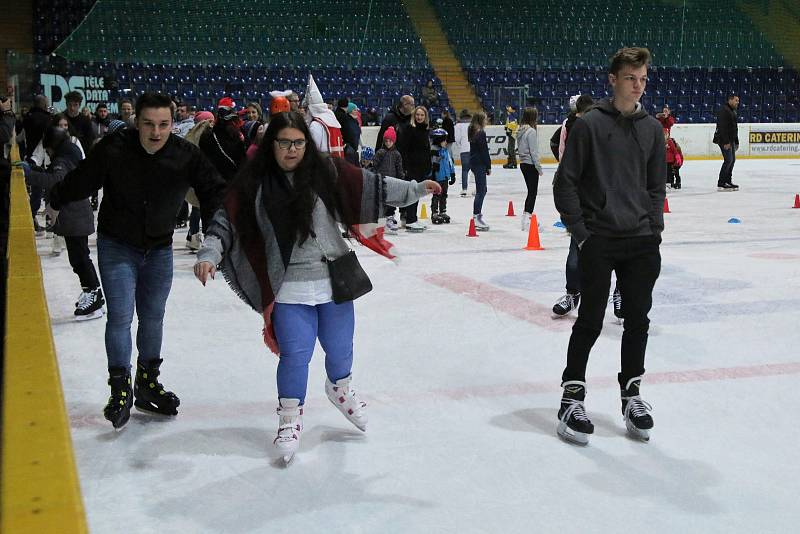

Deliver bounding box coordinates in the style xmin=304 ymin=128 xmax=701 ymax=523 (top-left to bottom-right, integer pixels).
xmin=553 ymin=98 xmax=666 ymax=244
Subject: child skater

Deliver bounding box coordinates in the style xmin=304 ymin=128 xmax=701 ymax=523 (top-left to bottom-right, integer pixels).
xmin=665 ymin=128 xmax=684 ymax=189
xmin=372 ymin=126 xmax=405 ymax=233
xmin=429 ymin=128 xmax=456 ymax=224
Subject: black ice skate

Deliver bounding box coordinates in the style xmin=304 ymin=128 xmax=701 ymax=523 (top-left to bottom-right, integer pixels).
xmin=134 ymin=359 xmax=180 ymax=416
xmin=612 ymin=286 xmax=623 ymax=324
xmin=74 ymin=287 xmax=105 ymax=321
xmin=431 ymin=213 xmax=445 ymax=224
xmin=103 ymin=368 xmax=133 ymax=430
xmin=718 ymin=182 xmax=738 ymax=192
xmin=553 ymin=292 xmax=580 ymax=317
xmin=557 ymin=381 xmax=594 ymax=445
xmin=440 ymin=212 xmax=451 ymax=224
xmin=621 ymin=376 xmax=653 ymax=442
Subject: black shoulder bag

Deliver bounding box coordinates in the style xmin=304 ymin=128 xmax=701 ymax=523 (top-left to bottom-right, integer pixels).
xmin=311 ymin=230 xmax=373 ymax=304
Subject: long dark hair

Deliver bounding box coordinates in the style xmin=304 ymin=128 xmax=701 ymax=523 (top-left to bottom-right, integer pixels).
xmin=227 ymin=111 xmax=341 ymax=248
xmin=468 ymin=111 xmax=487 ymax=142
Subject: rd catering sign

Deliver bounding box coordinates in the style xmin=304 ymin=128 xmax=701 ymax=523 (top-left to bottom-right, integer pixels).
xmin=749 ymin=128 xmax=800 ymax=155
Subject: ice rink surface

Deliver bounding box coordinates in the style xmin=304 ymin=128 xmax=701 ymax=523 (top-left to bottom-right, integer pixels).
xmin=41 ymin=159 xmax=800 ymax=533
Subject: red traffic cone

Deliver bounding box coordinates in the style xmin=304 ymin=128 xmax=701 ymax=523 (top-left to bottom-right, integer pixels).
xmin=466 ymin=217 xmax=478 ymax=237
xmin=523 ymin=214 xmax=544 ymax=250
xmin=664 ymin=197 xmax=671 ymax=214
xmin=793 ymin=194 xmax=800 ymax=209
xmin=506 ymin=200 xmax=516 ymax=217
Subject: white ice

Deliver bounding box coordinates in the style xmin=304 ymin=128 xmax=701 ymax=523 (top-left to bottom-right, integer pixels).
xmin=41 ymin=159 xmax=800 ymax=533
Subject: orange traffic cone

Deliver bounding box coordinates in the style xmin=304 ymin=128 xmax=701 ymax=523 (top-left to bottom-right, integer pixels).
xmin=506 ymin=201 xmax=516 ymax=217
xmin=793 ymin=194 xmax=800 ymax=209
xmin=664 ymin=197 xmax=671 ymax=214
xmin=523 ymin=214 xmax=544 ymax=250
xmin=466 ymin=217 xmax=478 ymax=237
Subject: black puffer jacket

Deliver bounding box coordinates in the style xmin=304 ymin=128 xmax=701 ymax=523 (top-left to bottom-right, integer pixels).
xmin=198 ymin=123 xmax=247 ymax=183
xmin=375 ymin=104 xmax=411 ymax=151
xmin=397 ymin=121 xmax=431 ymax=179
xmin=26 ymin=137 xmax=93 ymax=236
xmin=49 ymin=128 xmax=226 ymax=249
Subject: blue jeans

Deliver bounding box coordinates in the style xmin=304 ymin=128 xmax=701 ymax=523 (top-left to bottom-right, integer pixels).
xmin=718 ymin=144 xmax=736 ymax=185
xmin=272 ymin=301 xmax=355 ymax=404
xmin=97 ymin=234 xmax=174 ymax=370
xmin=459 ymin=152 xmax=471 ymax=190
xmin=472 ymin=165 xmax=488 ymax=215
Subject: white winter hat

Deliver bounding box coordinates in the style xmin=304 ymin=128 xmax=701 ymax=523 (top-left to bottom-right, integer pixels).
xmin=303 ymin=74 xmax=340 ymax=127
xmin=568 ymin=94 xmax=581 ymax=111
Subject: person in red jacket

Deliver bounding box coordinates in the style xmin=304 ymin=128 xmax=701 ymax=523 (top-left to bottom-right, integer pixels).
xmin=664 ymin=128 xmax=684 ymax=189
xmin=656 ymin=105 xmax=676 ymax=133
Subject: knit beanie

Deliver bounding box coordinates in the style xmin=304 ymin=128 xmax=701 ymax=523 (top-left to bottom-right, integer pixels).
xmin=383 ymin=126 xmax=397 ymax=143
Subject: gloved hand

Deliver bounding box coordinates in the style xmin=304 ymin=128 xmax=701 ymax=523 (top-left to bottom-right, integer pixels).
xmin=448 ymin=173 xmax=456 ymax=186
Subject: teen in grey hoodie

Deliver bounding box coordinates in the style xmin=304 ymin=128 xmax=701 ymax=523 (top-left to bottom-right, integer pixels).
xmin=552 ymin=47 xmax=666 ymax=446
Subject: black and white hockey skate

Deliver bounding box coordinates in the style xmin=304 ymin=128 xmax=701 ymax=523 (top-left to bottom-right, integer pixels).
xmin=621 ymin=376 xmax=653 ymax=441
xmin=717 ymin=182 xmax=739 ymax=192
xmin=74 ymin=287 xmax=105 ymax=321
xmin=440 ymin=212 xmax=451 ymax=224
xmin=553 ymin=292 xmax=580 ymax=317
xmin=557 ymin=381 xmax=594 ymax=445
xmin=612 ymin=286 xmax=623 ymax=324
xmin=103 ymin=368 xmax=133 ymax=430
xmin=431 ymin=213 xmax=445 ymax=225
xmin=134 ymin=359 xmax=180 ymax=416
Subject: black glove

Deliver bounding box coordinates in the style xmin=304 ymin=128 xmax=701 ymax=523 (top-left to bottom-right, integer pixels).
xmin=449 ymin=174 xmax=456 ymax=186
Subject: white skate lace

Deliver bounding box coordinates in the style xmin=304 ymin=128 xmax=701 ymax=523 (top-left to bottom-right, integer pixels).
xmin=612 ymin=289 xmax=622 ymax=310
xmin=555 ymin=294 xmax=575 ymax=310
xmin=76 ymin=291 xmax=94 ymax=311
xmin=560 ymin=398 xmax=590 ymax=423
xmin=623 ymin=395 xmax=652 ymax=420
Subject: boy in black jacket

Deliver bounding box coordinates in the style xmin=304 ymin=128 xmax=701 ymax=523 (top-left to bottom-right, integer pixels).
xmin=553 ymin=47 xmax=666 ymax=445
xmin=49 ymin=92 xmax=226 ymax=430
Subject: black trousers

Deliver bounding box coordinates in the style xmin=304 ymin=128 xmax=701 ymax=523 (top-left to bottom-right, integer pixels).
xmin=667 ymin=164 xmax=681 ymax=187
xmin=562 ymin=235 xmax=661 ymax=388
xmin=506 ymin=135 xmax=517 ymax=165
xmin=431 ymin=182 xmax=449 ymax=213
xmin=520 ymin=163 xmax=540 ymax=213
xmin=64 ymin=235 xmax=100 ymax=290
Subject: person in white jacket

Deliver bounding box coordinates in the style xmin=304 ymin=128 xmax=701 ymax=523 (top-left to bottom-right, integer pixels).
xmin=516 ymin=107 xmax=543 ymax=230
xmin=453 ymin=109 xmax=472 ymax=196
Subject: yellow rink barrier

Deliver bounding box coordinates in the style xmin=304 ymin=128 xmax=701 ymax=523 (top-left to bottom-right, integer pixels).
xmin=2 ymin=143 xmax=87 ymax=533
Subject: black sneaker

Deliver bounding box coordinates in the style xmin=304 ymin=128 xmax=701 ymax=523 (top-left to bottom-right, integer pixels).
xmin=557 ymin=381 xmax=594 ymax=445
xmin=552 ymin=292 xmax=580 ymax=317
xmin=134 ymin=359 xmax=180 ymax=416
xmin=104 ymin=368 xmax=133 ymax=429
xmin=75 ymin=287 xmax=105 ymax=321
xmin=621 ymin=376 xmax=653 ymax=441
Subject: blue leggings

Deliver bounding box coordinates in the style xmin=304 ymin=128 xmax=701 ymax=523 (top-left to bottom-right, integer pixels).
xmin=272 ymin=301 xmax=355 ymax=404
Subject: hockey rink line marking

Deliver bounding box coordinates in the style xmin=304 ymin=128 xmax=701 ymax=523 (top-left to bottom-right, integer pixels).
xmin=390 ymin=362 xmax=800 ymax=403
xmin=421 ymin=272 xmax=572 ymax=332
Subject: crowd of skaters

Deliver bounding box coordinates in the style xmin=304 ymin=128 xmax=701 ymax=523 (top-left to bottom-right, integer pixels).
xmin=0 ymin=48 xmax=749 ymax=458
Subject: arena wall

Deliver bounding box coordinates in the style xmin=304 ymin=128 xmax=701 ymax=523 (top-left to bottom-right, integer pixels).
xmin=361 ymin=124 xmax=800 ymax=164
